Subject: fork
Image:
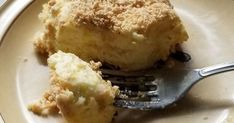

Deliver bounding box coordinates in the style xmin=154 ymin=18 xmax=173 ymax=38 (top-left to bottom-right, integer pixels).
xmin=101 ymin=62 xmax=234 ymax=110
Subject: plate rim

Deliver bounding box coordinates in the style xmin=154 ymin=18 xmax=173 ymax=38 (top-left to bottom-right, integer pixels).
xmin=0 ymin=0 xmax=34 ymax=46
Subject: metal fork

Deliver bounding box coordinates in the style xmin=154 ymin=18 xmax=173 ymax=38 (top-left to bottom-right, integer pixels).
xmin=102 ymin=62 xmax=234 ymax=110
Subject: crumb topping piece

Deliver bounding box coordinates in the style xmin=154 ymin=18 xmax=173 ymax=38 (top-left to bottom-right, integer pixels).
xmin=47 ymin=0 xmax=175 ymax=34
xmin=28 ymin=51 xmax=119 ymax=123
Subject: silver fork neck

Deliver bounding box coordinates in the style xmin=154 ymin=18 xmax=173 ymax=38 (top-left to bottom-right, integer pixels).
xmin=199 ymin=62 xmax=234 ymax=77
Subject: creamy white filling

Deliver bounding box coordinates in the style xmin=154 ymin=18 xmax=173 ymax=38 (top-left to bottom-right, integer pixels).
xmin=48 ymin=51 xmax=100 ymax=86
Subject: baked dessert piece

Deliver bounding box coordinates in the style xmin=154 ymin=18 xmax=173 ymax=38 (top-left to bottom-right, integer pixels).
xmin=28 ymin=51 xmax=119 ymax=123
xmin=35 ymin=0 xmax=188 ymax=71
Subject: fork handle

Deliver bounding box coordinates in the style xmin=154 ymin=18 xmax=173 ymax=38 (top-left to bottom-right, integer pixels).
xmin=199 ymin=62 xmax=234 ymax=77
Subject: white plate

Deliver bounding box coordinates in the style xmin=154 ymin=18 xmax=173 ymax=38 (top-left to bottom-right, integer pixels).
xmin=1 ymin=0 xmax=234 ymax=123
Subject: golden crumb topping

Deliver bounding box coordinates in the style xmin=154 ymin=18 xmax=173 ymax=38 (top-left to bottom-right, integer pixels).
xmin=47 ymin=0 xmax=175 ymax=34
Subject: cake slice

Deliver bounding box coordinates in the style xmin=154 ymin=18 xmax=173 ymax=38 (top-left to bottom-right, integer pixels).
xmin=28 ymin=51 xmax=119 ymax=123
xmin=35 ymin=0 xmax=188 ymax=71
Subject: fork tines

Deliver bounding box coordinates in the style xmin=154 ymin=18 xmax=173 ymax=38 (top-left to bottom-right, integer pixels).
xmin=101 ymin=69 xmax=160 ymax=109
